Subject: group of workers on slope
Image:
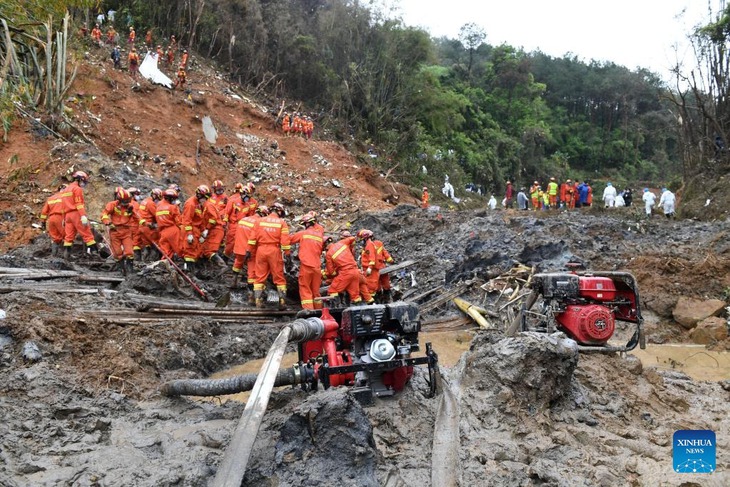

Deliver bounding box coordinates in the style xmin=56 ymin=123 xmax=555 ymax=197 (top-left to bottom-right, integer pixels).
xmin=281 ymin=113 xmax=314 ymax=139
xmin=84 ymin=23 xmax=188 ymax=88
xmin=39 ymin=172 xmax=397 ymax=310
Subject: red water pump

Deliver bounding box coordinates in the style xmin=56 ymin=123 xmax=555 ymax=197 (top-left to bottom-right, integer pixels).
xmin=516 ymin=270 xmax=645 ymax=352
xmin=296 ymin=302 xmax=438 ymax=404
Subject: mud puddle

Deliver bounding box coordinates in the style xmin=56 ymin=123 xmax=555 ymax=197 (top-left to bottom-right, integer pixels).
xmin=632 ymin=344 xmax=730 ymax=381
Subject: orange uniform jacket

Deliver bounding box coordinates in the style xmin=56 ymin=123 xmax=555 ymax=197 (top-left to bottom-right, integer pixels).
xmin=290 ymin=226 xmax=325 ymax=309
xmin=60 ymin=181 xmax=95 ymax=246
xmin=137 ymin=196 xmax=159 ymax=247
xmin=232 ymin=214 xmax=260 ymax=280
xmin=181 ymin=196 xmax=204 ymax=261
xmin=201 ymin=198 xmax=225 ymax=257
xmin=251 ymin=214 xmax=290 ymax=291
xmin=421 ymin=190 xmax=429 ymax=208
xmin=325 ymin=237 xmax=361 ymax=303
xmin=101 ymin=200 xmax=136 ymax=259
xmin=155 ymin=200 xmax=181 ymax=258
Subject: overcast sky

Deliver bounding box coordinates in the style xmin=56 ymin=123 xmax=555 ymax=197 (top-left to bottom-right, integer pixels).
xmin=390 ymin=0 xmax=717 ymax=77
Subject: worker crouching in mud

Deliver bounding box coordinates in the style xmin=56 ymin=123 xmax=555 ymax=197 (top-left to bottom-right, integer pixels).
xmin=100 ymin=188 xmax=136 ymax=275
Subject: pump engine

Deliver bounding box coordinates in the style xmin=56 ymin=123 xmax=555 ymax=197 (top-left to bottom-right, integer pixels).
xmin=296 ymin=302 xmax=438 ymax=404
xmin=514 ymin=270 xmax=645 ymax=352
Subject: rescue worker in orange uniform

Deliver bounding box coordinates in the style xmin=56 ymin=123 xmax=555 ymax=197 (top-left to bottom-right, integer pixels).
xmin=173 ymin=65 xmax=186 ymax=90
xmin=560 ymin=179 xmax=573 ymax=209
xmin=155 ymin=188 xmax=182 ymax=259
xmin=241 ymin=182 xmax=258 ymax=216
xmin=40 ymin=184 xmax=67 ymax=257
xmin=232 ymin=205 xmax=268 ymax=303
xmin=180 ymin=185 xmax=209 ymax=269
xmin=145 ymin=29 xmax=153 ymax=48
xmin=250 ymin=202 xmax=290 ymax=309
xmin=91 ymin=24 xmax=102 ymax=45
xmin=290 ymin=212 xmax=325 ymax=309
xmin=181 ymin=50 xmax=189 ymax=69
xmin=137 ymin=188 xmax=162 ymax=261
xmin=166 ymin=48 xmax=175 ymax=66
xmin=106 ymin=27 xmax=117 ymax=45
xmin=281 ymin=113 xmax=291 ymax=136
xmin=323 ymin=235 xmax=362 ymax=307
xmin=358 ymin=229 xmax=379 ymax=292
xmin=61 ymin=171 xmax=97 ymax=259
xmin=128 ymin=48 xmax=140 ymax=78
xmin=373 ymin=235 xmax=395 ymax=302
xmin=101 ymin=189 xmax=136 ymax=275
xmin=128 ymin=26 xmax=136 ymax=45
xmin=199 ymin=186 xmax=227 ymax=267
xmin=127 ymin=187 xmax=143 ymax=261
xmin=223 ymin=182 xmax=245 ymax=258
xmin=421 ymin=187 xmax=429 ymax=209
xmin=156 ymin=45 xmax=164 ymax=62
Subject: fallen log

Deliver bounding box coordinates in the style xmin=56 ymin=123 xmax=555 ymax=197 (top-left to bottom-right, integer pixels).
xmin=0 ymin=285 xmax=116 ymax=295
xmin=453 ymin=297 xmax=493 ymax=329
xmin=144 ymin=307 xmax=298 ymax=317
xmin=379 ymin=259 xmax=417 ymax=275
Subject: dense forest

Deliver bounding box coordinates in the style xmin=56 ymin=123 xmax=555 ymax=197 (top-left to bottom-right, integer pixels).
xmin=2 ymin=0 xmax=730 ymax=194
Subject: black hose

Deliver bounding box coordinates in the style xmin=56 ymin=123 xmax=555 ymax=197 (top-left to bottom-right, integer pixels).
xmin=161 ymin=367 xmax=299 ymax=397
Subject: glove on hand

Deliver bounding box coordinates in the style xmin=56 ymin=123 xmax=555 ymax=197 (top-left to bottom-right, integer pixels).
xmin=244 ymin=251 xmax=251 ymax=262
xmin=202 ymin=229 xmax=209 ymax=239
xmin=150 ymin=223 xmax=158 ymax=230
xmin=199 ymin=236 xmax=206 ymax=243
xmin=108 ymin=224 xmax=116 ymax=231
xmin=187 ymin=234 xmax=194 ymax=244
xmin=366 ymin=267 xmax=372 ymax=276
xmin=80 ymin=215 xmax=89 ymax=226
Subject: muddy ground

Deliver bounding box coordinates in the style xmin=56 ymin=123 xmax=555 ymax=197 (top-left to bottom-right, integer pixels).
xmin=1 ymin=206 xmax=729 ymax=486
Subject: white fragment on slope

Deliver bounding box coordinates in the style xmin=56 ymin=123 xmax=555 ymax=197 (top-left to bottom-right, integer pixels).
xmin=138 ymin=53 xmax=173 ymax=88
xmin=202 ymin=116 xmax=218 ymax=144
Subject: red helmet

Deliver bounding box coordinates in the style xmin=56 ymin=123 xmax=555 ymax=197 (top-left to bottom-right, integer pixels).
xmin=212 ymin=180 xmax=225 ymax=191
xmin=164 ymin=188 xmax=178 ymax=198
xmin=117 ymin=189 xmax=131 ymax=203
xmin=72 ymin=171 xmax=89 ymax=182
xmin=196 ymin=184 xmax=211 ymax=198
xmin=151 ymin=188 xmax=163 ymax=199
xmin=234 ymin=182 xmax=245 ymax=193
xmin=300 ymin=212 xmax=316 ymax=225
xmin=271 ymin=202 xmax=286 ymax=216
xmin=255 ymin=205 xmax=269 ymax=216
xmin=357 ymin=229 xmax=373 ymax=240
xmin=245 ymin=182 xmax=256 ymax=194
xmin=114 ymin=186 xmax=124 ymax=198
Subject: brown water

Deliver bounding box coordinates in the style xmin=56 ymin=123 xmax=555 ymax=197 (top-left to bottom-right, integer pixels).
xmin=631 ymin=344 xmax=730 ymax=382
xmin=199 ymin=334 xmax=729 ymax=405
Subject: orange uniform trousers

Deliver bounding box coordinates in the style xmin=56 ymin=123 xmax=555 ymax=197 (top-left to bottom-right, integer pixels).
xmin=254 ymin=244 xmax=286 ymax=291
xmin=298 ymin=264 xmax=322 ymax=309
xmin=63 ymin=211 xmax=96 ymax=247
xmin=180 ymin=228 xmax=201 ymax=262
xmin=109 ymin=226 xmax=134 ymax=259
xmin=47 ymin=214 xmax=65 ymax=244
xmin=328 ymin=267 xmax=362 ymax=303
xmin=232 ymin=248 xmax=258 ymax=284
xmin=201 ymin=226 xmax=225 ymax=258
xmin=158 ymin=225 xmax=180 ymax=258
xmin=224 ymin=224 xmax=237 ymax=256
xmin=365 ymin=270 xmax=380 ymax=294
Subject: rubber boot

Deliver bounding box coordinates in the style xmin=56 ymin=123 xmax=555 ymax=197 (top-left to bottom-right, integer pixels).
xmin=254 ymin=290 xmax=264 ymax=308
xmin=210 ymin=253 xmax=227 ymax=268
xmin=134 ymin=249 xmax=142 ymax=262
xmin=382 ymin=289 xmax=392 ymax=303
xmin=63 ymin=246 xmax=71 ymax=260
xmin=229 ymin=273 xmax=240 ymax=289
xmin=50 ymin=242 xmax=60 ymax=257
xmin=278 ymin=290 xmax=287 ymax=311
xmin=247 ymin=285 xmax=256 ymax=306
xmin=118 ymin=259 xmax=127 ymax=276
xmin=141 ymin=247 xmax=150 ymax=262
xmin=125 ymin=258 xmax=134 ymax=276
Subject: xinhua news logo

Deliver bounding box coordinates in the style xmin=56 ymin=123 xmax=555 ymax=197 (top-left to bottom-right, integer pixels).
xmin=673 ymin=430 xmax=716 ymax=474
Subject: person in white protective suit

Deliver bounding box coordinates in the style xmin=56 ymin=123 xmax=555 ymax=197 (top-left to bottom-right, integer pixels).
xmin=642 ymin=188 xmax=657 ymax=217
xmin=614 ymin=192 xmax=625 ymax=207
xmin=602 ymin=182 xmax=617 ymax=207
xmin=488 ymin=195 xmax=497 ymax=210
xmin=658 ymin=187 xmax=676 ymax=218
